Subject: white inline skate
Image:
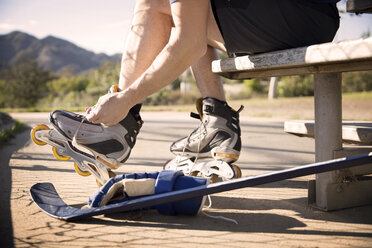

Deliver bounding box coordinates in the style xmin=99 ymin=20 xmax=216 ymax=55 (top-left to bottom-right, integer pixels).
xmin=164 ymin=97 xmax=243 ymax=182
xmin=31 ymin=86 xmax=143 ymax=186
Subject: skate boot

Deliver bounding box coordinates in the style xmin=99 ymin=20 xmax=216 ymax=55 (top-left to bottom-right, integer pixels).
xmin=31 ymin=86 xmax=143 ymax=186
xmin=165 ymin=97 xmax=243 ymax=182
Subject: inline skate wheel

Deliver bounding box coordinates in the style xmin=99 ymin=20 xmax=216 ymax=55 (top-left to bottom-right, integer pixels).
xmin=209 ymin=174 xmax=219 ymax=183
xmin=191 ymin=170 xmax=218 ymax=183
xmin=217 ymin=164 xmax=242 ymax=182
xmin=52 ymin=146 xmax=71 ymax=161
xmin=31 ymin=124 xmax=50 ymax=146
xmin=231 ymin=164 xmax=242 ymax=178
xmin=74 ymin=162 xmax=91 ymax=177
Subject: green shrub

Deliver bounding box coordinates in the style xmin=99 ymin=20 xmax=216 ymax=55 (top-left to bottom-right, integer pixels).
xmin=243 ymin=78 xmax=264 ymax=94
xmin=3 ymin=59 xmax=54 ymax=108
xmin=278 ymin=75 xmax=314 ymax=97
xmin=342 ymin=71 xmax=372 ymax=93
xmin=47 ymin=76 xmax=91 ymax=95
xmin=143 ymin=88 xmax=200 ymax=106
xmin=0 ymin=80 xmax=5 ymax=108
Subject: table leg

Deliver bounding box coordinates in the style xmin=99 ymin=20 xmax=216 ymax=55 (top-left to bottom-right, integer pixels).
xmin=314 ymin=72 xmax=343 ymax=209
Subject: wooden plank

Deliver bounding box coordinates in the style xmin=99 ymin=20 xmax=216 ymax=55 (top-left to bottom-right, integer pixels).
xmin=284 ymin=121 xmax=372 ymax=144
xmin=212 ymin=37 xmax=372 ymax=79
xmin=217 ymin=60 xmax=372 ymax=79
xmin=347 ymin=0 xmax=372 ymax=13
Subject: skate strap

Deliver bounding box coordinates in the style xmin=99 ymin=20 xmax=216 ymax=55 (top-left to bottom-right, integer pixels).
xmin=235 ymin=105 xmax=244 ymax=114
xmin=89 ymin=171 xmax=207 ymax=216
xmin=89 ymin=176 xmax=124 ymax=207
xmin=190 ymin=112 xmax=201 ymax=120
xmin=155 ymin=170 xmax=184 ymax=215
xmin=123 ymin=178 xmax=156 ymax=197
xmin=89 ymin=172 xmax=160 ymax=207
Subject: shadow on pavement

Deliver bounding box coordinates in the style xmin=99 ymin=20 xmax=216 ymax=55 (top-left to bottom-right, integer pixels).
xmin=0 ymin=126 xmax=31 ymax=248
xmin=210 ymin=195 xmax=372 ymax=225
xmin=64 ymin=204 xmax=372 ymax=239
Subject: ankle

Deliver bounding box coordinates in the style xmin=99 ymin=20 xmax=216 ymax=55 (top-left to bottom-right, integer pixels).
xmin=203 ymin=97 xmax=227 ymax=105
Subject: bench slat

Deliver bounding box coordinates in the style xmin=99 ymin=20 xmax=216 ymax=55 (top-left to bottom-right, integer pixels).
xmin=212 ymin=37 xmax=372 ymax=79
xmin=284 ymin=120 xmax=372 ymax=145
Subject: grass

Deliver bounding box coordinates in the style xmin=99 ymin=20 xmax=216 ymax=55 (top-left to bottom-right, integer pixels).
xmin=342 ymin=91 xmax=372 ymax=100
xmin=1 ymin=91 xmax=372 ymax=121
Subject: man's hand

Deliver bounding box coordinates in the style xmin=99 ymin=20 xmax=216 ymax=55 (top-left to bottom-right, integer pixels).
xmin=86 ymin=92 xmax=128 ymax=126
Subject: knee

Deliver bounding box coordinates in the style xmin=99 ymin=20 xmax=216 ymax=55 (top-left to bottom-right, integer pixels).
xmin=134 ymin=0 xmax=170 ymax=14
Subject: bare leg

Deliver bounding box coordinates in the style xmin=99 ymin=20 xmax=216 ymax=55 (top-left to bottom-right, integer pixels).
xmin=191 ymin=5 xmax=227 ymax=101
xmin=191 ymin=45 xmax=225 ymax=101
xmin=119 ymin=0 xmax=172 ymax=91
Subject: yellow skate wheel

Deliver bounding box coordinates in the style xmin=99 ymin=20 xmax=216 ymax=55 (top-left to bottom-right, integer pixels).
xmin=208 ymin=166 xmax=220 ymax=183
xmin=74 ymin=162 xmax=91 ymax=177
xmin=220 ymin=164 xmax=242 ymax=182
xmin=190 ymin=171 xmax=199 ymax=177
xmin=191 ymin=170 xmax=218 ymax=183
xmin=209 ymin=174 xmax=219 ymax=183
xmin=52 ymin=146 xmax=70 ymax=161
xmin=31 ymin=124 xmax=50 ymax=146
xmin=231 ymin=164 xmax=242 ymax=179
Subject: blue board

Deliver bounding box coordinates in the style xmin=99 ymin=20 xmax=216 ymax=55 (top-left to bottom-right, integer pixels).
xmin=30 ymin=152 xmax=372 ymax=221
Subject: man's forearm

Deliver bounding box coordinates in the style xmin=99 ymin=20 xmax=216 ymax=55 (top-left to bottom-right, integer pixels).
xmin=122 ymin=31 xmax=207 ymax=106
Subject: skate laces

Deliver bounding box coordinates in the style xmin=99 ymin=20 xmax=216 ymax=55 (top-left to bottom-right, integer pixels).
xmin=179 ymin=119 xmax=207 ymax=171
xmin=180 ymin=122 xmax=238 ymax=225
xmin=178 ymin=114 xmax=238 ymax=224
xmin=72 ymin=115 xmax=87 ymax=147
xmin=202 ymin=195 xmax=238 ymax=225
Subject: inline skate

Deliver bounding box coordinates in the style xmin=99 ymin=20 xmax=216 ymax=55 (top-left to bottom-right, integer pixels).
xmin=30 ymin=86 xmax=143 ymax=186
xmin=164 ymin=97 xmax=243 ymax=182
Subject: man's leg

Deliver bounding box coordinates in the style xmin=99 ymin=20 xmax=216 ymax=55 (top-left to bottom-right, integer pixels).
xmin=170 ymin=4 xmax=242 ymax=168
xmin=191 ymin=5 xmax=226 ymax=101
xmin=119 ymin=0 xmax=173 ymax=91
xmin=191 ymin=45 xmax=225 ymax=101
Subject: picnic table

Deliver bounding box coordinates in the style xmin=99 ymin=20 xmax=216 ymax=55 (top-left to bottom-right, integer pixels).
xmin=211 ymin=3 xmax=372 ymax=210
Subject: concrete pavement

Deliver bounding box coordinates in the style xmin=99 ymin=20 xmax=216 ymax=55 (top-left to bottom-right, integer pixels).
xmin=2 ymin=111 xmax=372 ymax=247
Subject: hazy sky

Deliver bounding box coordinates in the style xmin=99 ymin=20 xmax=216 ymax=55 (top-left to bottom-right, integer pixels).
xmin=0 ymin=0 xmax=371 ymax=55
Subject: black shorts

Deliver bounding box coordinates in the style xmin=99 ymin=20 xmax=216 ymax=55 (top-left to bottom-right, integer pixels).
xmin=211 ymin=0 xmax=340 ymax=56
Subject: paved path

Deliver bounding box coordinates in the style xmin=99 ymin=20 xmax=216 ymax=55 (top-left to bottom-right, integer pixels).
xmin=1 ymin=112 xmax=372 ymax=247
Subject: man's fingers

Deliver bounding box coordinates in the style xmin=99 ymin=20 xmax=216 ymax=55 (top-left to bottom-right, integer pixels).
xmin=85 ymin=107 xmax=92 ymax=114
xmin=86 ymin=109 xmax=100 ymax=123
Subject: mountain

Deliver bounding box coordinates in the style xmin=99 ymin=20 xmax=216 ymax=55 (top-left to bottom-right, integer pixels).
xmin=0 ymin=31 xmax=121 ymax=74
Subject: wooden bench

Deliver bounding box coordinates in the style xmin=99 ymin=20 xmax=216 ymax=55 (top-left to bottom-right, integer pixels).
xmin=212 ymin=35 xmax=372 ymax=210
xmin=284 ymin=121 xmax=372 ymax=145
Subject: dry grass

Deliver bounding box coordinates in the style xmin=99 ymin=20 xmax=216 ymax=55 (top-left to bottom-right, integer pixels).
xmin=2 ymin=92 xmax=372 ymax=121
xmin=142 ymin=92 xmax=372 ymax=121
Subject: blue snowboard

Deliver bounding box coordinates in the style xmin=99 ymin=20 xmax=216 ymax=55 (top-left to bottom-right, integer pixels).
xmin=30 ymin=152 xmax=372 ymax=221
